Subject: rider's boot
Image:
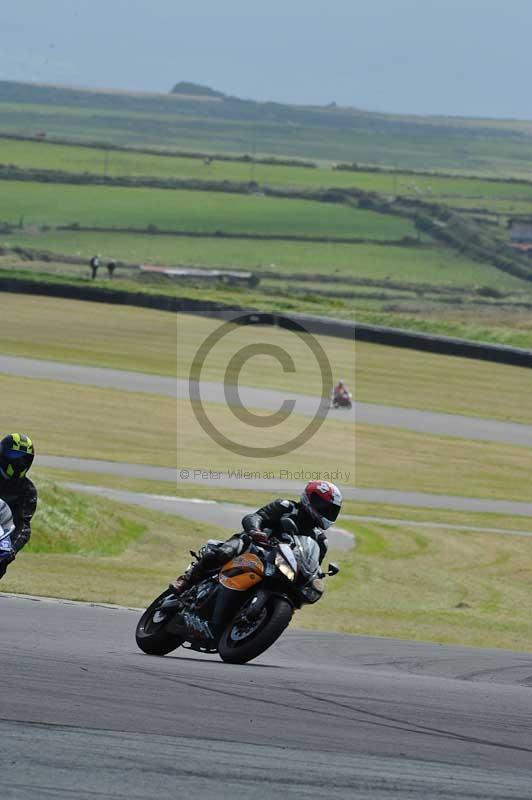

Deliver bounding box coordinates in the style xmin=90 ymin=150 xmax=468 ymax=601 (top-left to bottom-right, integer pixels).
xmin=170 ymin=545 xmax=222 ymax=595
xmin=170 ymin=561 xmax=203 ymax=595
xmin=170 ymin=536 xmax=246 ymax=596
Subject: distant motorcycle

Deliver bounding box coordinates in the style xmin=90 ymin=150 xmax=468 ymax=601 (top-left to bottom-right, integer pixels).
xmin=331 ymin=391 xmax=353 ymax=409
xmin=136 ymin=519 xmax=340 ymax=664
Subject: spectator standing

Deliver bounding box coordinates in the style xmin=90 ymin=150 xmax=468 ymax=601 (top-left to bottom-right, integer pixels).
xmin=107 ymin=259 xmax=117 ymax=279
xmin=90 ymin=254 xmax=101 ymax=280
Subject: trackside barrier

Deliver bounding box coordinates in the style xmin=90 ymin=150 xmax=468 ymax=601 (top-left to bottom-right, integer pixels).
xmin=1 ymin=275 xmax=532 ymax=368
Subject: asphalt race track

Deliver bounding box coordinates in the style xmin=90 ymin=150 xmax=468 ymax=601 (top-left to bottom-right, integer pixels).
xmin=2 ymin=595 xmax=532 ymax=799
xmin=4 ymin=354 xmax=532 ymax=446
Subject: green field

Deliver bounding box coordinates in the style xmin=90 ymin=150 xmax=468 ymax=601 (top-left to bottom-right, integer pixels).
xmin=4 ymin=256 xmax=532 ymax=345
xmin=3 ymin=80 xmax=532 ymax=173
xmin=1 ymin=480 xmax=224 ymax=606
xmin=4 ymin=138 xmax=532 ymax=208
xmin=6 ymin=228 xmax=529 ymax=291
xmin=437 ymin=196 xmax=532 ymax=216
xmin=312 ymin=517 xmax=532 ymax=650
xmin=3 ymin=122 xmax=532 ymax=347
xmin=0 ymin=179 xmax=417 ymax=240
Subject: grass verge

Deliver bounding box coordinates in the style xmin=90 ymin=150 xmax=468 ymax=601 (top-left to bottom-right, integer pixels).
xmin=1 ymin=480 xmax=225 ymax=606
xmin=302 ymin=518 xmax=532 ymax=651
xmin=356 ymin=423 xmax=532 ymax=502
xmin=355 ymin=340 xmax=532 ymax=424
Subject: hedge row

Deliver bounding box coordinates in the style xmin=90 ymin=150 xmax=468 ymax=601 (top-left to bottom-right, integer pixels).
xmin=0 ymin=132 xmax=317 ymax=169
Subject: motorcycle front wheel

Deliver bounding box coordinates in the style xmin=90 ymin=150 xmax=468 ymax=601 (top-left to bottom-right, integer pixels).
xmin=135 ymin=589 xmax=184 ymax=656
xmin=218 ymin=597 xmax=293 ymax=664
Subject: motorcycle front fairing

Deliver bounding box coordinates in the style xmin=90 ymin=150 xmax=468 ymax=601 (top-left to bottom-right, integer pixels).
xmin=290 ymin=536 xmax=324 ymax=605
xmin=0 ymin=530 xmax=15 ymax=562
xmin=0 ymin=504 xmax=15 ymax=562
xmin=236 ymin=537 xmax=320 ymax=620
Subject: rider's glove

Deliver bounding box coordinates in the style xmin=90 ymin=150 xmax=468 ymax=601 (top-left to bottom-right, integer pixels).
xmin=249 ymin=529 xmax=269 ymax=545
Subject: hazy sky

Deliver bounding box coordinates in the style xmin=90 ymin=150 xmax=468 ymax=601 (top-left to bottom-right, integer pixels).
xmin=2 ymin=0 xmax=532 ymax=119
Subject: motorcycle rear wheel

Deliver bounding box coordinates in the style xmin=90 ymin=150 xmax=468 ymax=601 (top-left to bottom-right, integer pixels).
xmin=135 ymin=589 xmax=184 ymax=656
xmin=218 ymin=597 xmax=293 ymax=664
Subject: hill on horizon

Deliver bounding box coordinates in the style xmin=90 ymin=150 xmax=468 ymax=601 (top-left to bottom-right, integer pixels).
xmin=1 ymin=79 xmax=532 ymax=174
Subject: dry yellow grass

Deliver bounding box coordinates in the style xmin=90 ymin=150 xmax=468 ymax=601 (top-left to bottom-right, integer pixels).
xmin=355 ymin=422 xmax=532 ymax=501
xmin=3 ymin=373 xmax=531 ymax=501
xmin=1 ymin=294 xmax=176 ymax=375
xmin=0 ymin=294 xmax=355 ymax=392
xmin=0 ymin=375 xmax=354 ymax=481
xmin=355 ymin=340 xmax=532 ymax=424
xmin=0 ymin=375 xmax=177 ymax=466
xmin=3 ymin=294 xmax=531 ymax=428
xmin=304 ymin=518 xmax=532 ymax=651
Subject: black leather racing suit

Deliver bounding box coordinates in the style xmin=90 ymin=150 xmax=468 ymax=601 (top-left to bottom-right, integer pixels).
xmin=0 ymin=477 xmax=38 ymax=578
xmin=242 ymin=498 xmax=328 ymax=564
xmin=179 ymin=498 xmax=328 ymax=590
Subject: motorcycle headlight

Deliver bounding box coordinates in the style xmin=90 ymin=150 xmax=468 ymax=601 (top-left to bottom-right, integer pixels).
xmin=275 ymin=553 xmax=295 ymax=581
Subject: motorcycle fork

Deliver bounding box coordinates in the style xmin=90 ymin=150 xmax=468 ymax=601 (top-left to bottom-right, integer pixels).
xmin=211 ymin=584 xmax=246 ymax=633
xmin=240 ymin=588 xmax=295 ymax=621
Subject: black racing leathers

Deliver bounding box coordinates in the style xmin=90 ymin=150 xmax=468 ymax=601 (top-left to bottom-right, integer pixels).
xmin=173 ymin=497 xmax=328 ymax=594
xmin=242 ymin=498 xmax=328 ymax=563
xmin=0 ymin=477 xmax=38 ymax=553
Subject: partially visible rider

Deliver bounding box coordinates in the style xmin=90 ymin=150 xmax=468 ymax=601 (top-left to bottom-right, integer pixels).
xmin=171 ymin=480 xmax=343 ymax=595
xmin=0 ymin=433 xmax=38 ymax=580
xmin=332 ymin=379 xmax=351 ymax=405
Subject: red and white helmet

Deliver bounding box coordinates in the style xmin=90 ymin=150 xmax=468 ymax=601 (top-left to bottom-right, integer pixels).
xmin=300 ymin=480 xmax=343 ymax=530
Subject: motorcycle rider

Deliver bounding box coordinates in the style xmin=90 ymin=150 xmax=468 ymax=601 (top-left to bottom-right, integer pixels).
xmin=171 ymin=480 xmax=343 ymax=595
xmin=0 ymin=433 xmax=38 ymax=580
xmin=332 ymin=379 xmax=351 ymax=406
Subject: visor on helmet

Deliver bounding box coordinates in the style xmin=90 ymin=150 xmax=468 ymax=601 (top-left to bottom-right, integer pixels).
xmin=5 ymin=450 xmax=30 ymax=460
xmin=0 ymin=448 xmax=34 ymax=479
xmin=311 ymin=495 xmax=340 ymax=523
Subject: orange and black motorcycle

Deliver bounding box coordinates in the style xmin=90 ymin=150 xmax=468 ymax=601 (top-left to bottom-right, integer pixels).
xmin=135 ymin=521 xmax=340 ymax=664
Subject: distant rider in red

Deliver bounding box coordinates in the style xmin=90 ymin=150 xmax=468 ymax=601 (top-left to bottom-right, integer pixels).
xmin=332 ymin=380 xmax=352 ymax=407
